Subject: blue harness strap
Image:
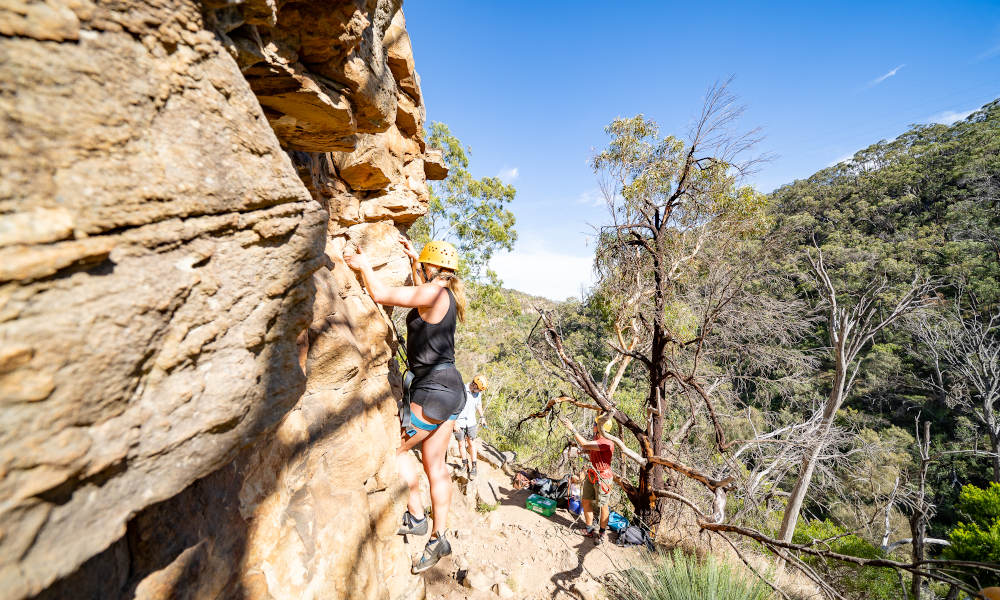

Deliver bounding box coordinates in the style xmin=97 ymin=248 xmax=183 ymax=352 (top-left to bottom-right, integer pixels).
xmin=406 ymin=414 xmax=440 ymax=438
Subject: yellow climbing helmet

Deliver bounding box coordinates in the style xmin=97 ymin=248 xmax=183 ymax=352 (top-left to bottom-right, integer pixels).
xmin=417 ymin=240 xmax=459 ymax=270
xmin=472 ymin=375 xmax=488 ymax=391
xmin=594 ymin=416 xmax=613 ymax=431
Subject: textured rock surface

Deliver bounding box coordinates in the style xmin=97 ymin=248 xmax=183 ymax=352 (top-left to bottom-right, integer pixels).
xmin=1 ymin=0 xmax=444 ymax=598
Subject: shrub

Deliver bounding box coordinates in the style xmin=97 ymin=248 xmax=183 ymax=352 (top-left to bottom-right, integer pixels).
xmin=606 ymin=549 xmax=775 ymax=600
xmin=942 ymin=482 xmax=1000 ymax=588
xmin=793 ymin=519 xmax=899 ymax=599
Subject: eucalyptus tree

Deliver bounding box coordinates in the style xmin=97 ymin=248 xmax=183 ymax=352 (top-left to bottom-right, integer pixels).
xmin=527 ymin=81 xmax=816 ymax=527
xmin=409 ymin=122 xmax=517 ymax=282
xmin=776 ymin=247 xmax=937 ymax=544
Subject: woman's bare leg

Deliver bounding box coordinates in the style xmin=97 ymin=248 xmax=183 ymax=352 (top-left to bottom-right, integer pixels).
xmin=420 ymin=418 xmax=455 ymax=535
xmin=396 ymin=403 xmax=436 ymax=519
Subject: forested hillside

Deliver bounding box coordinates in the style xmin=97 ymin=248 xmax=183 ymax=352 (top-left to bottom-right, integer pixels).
xmin=770 ymin=99 xmax=1000 ymax=537
xmin=465 ymin=98 xmax=1000 ymax=600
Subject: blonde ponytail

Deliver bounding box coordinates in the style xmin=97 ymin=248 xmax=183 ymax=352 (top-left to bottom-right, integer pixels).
xmin=425 ymin=266 xmax=467 ymax=322
xmin=448 ymin=273 xmax=467 ymax=323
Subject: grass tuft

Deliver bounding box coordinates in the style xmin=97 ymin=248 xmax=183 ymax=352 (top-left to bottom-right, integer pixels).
xmin=606 ymin=549 xmax=775 ymax=600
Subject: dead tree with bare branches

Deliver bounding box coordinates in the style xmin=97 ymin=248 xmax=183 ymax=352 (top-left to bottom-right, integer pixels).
xmin=524 ymin=81 xmax=817 ymax=527
xmin=776 ymin=246 xmax=937 ymax=544
xmin=910 ymin=295 xmax=1000 ymax=482
xmin=516 ymin=83 xmax=997 ymax=599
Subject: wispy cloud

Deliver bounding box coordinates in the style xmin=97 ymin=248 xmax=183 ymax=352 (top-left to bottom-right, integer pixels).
xmin=497 ymin=166 xmax=519 ymax=183
xmin=869 ymin=64 xmax=905 ymax=87
xmin=926 ymin=108 xmax=976 ymax=125
xmin=575 ymin=188 xmax=604 ymax=207
xmin=976 ymin=42 xmax=1000 ymax=62
xmin=827 ymin=152 xmax=855 ymax=168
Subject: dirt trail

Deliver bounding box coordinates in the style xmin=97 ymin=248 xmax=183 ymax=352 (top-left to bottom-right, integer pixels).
xmin=405 ymin=448 xmax=641 ymax=600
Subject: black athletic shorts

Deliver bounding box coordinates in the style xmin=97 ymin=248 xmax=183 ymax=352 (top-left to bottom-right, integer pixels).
xmin=410 ymin=366 xmax=466 ymax=422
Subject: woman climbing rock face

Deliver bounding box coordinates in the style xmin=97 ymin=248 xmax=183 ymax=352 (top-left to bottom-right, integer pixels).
xmin=343 ymin=235 xmax=467 ymax=574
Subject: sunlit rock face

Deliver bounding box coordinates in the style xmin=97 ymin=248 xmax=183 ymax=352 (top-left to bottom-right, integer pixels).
xmin=0 ymin=0 xmax=444 ymax=597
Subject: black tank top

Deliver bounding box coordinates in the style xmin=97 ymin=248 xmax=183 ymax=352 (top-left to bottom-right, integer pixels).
xmin=406 ymin=288 xmax=456 ymax=370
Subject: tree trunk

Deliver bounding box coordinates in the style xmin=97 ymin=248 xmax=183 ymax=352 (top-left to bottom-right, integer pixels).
xmin=778 ymin=363 xmax=847 ymax=542
xmin=910 ymin=511 xmax=925 ymax=600
xmin=635 ymin=220 xmax=670 ymax=527
xmin=777 ymin=440 xmax=823 ymax=542
xmin=991 ymin=431 xmax=1000 ymax=483
xmin=910 ymin=420 xmax=931 ymax=600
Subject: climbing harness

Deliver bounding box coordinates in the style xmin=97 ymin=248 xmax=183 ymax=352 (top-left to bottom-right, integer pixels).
xmin=586 ymin=466 xmax=614 ymax=494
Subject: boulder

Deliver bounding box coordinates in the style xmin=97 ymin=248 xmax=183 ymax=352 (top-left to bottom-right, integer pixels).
xmin=477 ymin=442 xmax=508 ymax=468
xmin=423 ymin=148 xmax=449 ymax=180
xmin=474 ymin=477 xmax=502 ymax=507
xmin=245 ymin=60 xmax=358 ymax=152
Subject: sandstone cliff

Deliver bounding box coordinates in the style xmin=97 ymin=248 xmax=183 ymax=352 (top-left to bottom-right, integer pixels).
xmin=0 ymin=0 xmax=443 ymax=597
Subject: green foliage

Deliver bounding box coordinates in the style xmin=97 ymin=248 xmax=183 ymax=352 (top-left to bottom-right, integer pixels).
xmin=606 ymin=549 xmax=775 ymax=600
xmin=447 ymin=98 xmax=1000 ymax=600
xmin=453 ymin=285 xmax=571 ymax=471
xmin=792 ymin=519 xmax=900 ymax=600
xmin=476 ymin=500 xmax=499 ymax=513
xmin=409 ymin=122 xmax=517 ymax=282
xmin=943 ymin=483 xmax=1000 ymax=587
xmin=767 ymin=99 xmax=1000 ymax=538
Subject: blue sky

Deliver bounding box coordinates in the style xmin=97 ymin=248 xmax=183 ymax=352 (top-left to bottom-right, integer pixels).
xmin=404 ymin=1 xmax=1000 ymax=300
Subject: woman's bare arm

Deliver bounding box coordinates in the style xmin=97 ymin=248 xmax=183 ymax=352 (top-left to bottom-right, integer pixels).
xmin=344 ymin=247 xmax=443 ymax=308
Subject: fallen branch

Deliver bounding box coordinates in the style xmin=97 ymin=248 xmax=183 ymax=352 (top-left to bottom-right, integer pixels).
xmin=700 ymin=522 xmax=998 ymax=597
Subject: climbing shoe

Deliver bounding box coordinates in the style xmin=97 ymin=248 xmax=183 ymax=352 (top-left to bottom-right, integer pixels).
xmin=461 ymin=459 xmax=469 ymax=475
xmin=595 ymin=528 xmax=606 ymax=545
xmin=396 ymin=511 xmax=428 ymax=536
xmin=411 ymin=532 xmax=452 ymax=574
xmin=583 ymin=525 xmax=597 ymax=537
xmin=470 ymin=462 xmax=478 ymax=479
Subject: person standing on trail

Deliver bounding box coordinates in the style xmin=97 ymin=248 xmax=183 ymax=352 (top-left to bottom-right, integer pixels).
xmin=454 ymin=375 xmax=487 ymax=478
xmin=557 ymin=414 xmax=614 ymax=545
xmin=344 ymin=235 xmax=466 ymax=574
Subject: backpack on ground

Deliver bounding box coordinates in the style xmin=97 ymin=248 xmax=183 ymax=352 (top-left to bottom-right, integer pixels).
xmin=529 ymin=477 xmax=553 ymax=496
xmin=551 ymin=475 xmax=570 ymax=501
xmin=616 ymin=524 xmax=655 ymax=550
xmin=607 ymin=511 xmax=628 ymax=532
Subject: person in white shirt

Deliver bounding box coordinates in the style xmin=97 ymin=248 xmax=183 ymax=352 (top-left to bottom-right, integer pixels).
xmin=454 ymin=375 xmax=488 ymax=478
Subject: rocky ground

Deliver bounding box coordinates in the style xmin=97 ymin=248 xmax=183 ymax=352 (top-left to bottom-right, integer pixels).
xmin=405 ymin=443 xmax=640 ymax=600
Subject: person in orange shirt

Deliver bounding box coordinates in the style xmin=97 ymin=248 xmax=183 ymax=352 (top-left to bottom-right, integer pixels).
xmin=557 ymin=414 xmax=614 ymax=545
